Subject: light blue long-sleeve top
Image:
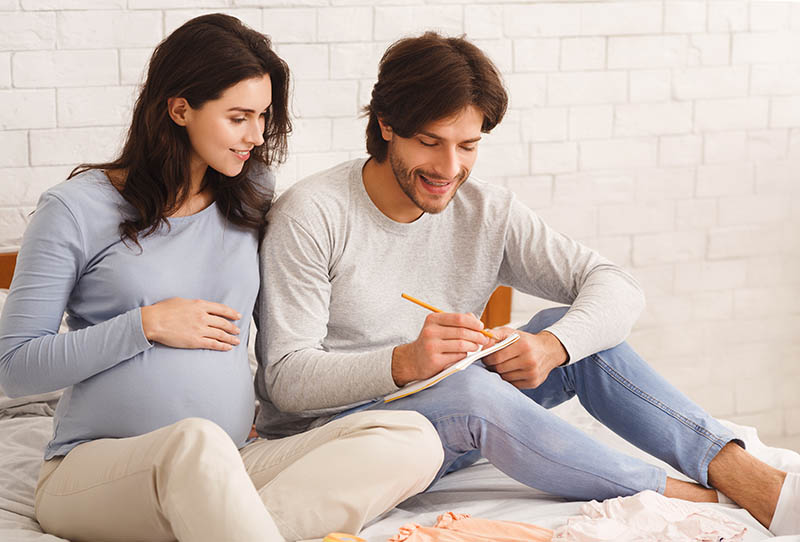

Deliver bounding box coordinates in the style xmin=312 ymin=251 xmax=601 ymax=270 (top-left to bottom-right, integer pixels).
xmin=0 ymin=169 xmax=267 ymax=459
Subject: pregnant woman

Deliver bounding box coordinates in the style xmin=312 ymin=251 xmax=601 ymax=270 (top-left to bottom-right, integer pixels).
xmin=0 ymin=14 xmax=441 ymax=542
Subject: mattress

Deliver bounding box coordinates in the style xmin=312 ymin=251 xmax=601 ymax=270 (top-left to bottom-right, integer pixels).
xmin=2 ymin=399 xmax=799 ymax=542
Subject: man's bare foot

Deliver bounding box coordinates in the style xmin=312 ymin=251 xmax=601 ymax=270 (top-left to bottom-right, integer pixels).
xmin=663 ymin=477 xmax=718 ymax=502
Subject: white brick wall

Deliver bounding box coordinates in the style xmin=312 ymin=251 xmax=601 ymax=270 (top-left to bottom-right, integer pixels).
xmin=1 ymin=0 xmax=799 ymax=452
xmin=13 ymin=50 xmax=118 ymax=87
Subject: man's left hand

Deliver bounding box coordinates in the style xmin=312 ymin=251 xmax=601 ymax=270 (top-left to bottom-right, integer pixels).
xmin=482 ymin=328 xmax=569 ymax=389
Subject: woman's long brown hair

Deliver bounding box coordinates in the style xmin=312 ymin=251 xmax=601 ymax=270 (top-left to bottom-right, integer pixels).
xmin=70 ymin=13 xmax=291 ymax=246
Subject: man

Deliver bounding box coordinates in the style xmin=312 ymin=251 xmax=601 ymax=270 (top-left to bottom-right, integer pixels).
xmin=255 ymin=32 xmax=798 ymax=534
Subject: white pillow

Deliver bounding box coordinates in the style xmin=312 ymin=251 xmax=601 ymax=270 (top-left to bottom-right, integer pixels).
xmin=0 ymin=289 xmax=64 ymax=411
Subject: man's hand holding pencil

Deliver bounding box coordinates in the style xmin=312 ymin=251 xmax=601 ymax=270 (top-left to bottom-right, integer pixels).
xmin=393 ymin=293 xmax=570 ymax=391
xmin=391 ymin=294 xmax=493 ymax=387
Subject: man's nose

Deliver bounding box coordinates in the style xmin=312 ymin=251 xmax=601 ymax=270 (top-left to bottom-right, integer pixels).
xmin=434 ymin=146 xmax=460 ymax=180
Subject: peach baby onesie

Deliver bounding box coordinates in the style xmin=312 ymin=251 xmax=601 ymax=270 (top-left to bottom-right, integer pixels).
xmin=389 ymin=512 xmax=553 ymax=542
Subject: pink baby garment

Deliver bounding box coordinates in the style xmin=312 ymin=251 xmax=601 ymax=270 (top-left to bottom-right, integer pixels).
xmin=389 ymin=512 xmax=553 ymax=542
xmin=552 ymin=490 xmax=747 ymax=542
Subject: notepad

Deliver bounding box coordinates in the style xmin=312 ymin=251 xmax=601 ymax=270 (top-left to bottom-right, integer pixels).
xmin=384 ymin=333 xmax=521 ymax=403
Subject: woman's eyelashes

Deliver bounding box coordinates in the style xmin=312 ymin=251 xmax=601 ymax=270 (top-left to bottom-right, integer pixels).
xmin=231 ymin=111 xmax=268 ymax=124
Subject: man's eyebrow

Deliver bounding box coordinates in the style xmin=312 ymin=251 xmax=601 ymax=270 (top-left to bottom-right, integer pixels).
xmin=419 ymin=131 xmax=482 ymax=144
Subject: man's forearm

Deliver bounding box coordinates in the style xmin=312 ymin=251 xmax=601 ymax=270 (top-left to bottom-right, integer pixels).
xmin=266 ymin=346 xmax=399 ymax=413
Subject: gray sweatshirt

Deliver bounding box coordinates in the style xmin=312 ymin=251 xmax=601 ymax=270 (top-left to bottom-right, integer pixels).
xmin=255 ymin=158 xmax=645 ymax=438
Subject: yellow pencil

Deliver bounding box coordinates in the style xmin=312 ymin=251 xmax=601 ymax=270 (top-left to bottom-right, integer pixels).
xmin=401 ymin=293 xmax=498 ymax=340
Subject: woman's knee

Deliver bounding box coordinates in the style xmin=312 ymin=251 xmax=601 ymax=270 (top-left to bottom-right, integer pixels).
xmin=168 ymin=417 xmax=229 ymax=441
xmin=162 ymin=417 xmax=242 ymax=467
xmin=391 ymin=411 xmax=444 ymax=478
xmin=346 ymin=410 xmax=443 ymax=488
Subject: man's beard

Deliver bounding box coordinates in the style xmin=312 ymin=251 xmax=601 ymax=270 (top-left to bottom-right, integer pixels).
xmin=387 ymin=145 xmax=468 ymax=215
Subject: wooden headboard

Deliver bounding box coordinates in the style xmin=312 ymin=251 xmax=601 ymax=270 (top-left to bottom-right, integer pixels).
xmin=482 ymin=285 xmax=512 ymax=328
xmin=0 ymin=251 xmax=511 ymax=326
xmin=0 ymin=252 xmax=16 ymax=290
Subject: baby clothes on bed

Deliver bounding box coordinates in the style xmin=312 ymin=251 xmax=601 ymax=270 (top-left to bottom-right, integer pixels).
xmin=388 ymin=512 xmax=553 ymax=542
xmin=552 ymin=490 xmax=747 ymax=542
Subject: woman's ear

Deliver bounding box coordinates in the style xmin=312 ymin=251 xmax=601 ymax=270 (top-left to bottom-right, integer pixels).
xmin=167 ymin=97 xmax=191 ymax=127
xmin=377 ymin=117 xmax=393 ymax=142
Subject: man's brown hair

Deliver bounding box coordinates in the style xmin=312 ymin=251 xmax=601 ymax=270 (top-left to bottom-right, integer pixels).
xmin=364 ymin=32 xmax=508 ymax=162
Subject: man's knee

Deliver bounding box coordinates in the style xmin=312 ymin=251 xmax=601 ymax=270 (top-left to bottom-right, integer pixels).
xmin=521 ymin=306 xmax=570 ymax=334
xmin=446 ymin=367 xmax=521 ymax=419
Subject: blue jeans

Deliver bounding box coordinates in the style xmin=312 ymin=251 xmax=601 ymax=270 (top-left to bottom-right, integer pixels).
xmin=337 ymin=307 xmax=739 ymax=501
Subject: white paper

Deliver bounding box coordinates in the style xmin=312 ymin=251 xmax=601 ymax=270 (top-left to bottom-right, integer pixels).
xmin=384 ymin=333 xmax=520 ymax=402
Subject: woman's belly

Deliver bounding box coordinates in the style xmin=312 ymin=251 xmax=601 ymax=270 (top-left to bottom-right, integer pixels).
xmin=51 ymin=344 xmax=255 ymax=450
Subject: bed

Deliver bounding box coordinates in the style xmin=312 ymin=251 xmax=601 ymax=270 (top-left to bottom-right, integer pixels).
xmin=1 ymin=251 xmax=799 ymax=542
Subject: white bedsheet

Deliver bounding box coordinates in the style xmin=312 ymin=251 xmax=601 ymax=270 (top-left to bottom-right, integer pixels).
xmin=1 ymin=400 xmax=798 ymax=542
xmin=0 ymin=415 xmax=66 ymax=541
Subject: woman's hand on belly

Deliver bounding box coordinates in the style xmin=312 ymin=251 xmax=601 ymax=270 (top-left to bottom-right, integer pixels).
xmin=140 ymin=297 xmax=242 ymax=351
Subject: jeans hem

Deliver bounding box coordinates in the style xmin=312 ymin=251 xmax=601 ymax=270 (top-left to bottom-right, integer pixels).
xmin=654 ymin=469 xmax=668 ymax=495
xmin=591 ymin=352 xmax=737 ymax=487
xmin=697 ymin=436 xmax=745 ymax=488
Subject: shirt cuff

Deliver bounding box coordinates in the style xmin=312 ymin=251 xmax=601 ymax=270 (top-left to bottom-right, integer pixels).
xmin=377 ymin=345 xmax=401 ymax=394
xmin=542 ymin=323 xmax=582 ymax=365
xmin=130 ymin=307 xmax=154 ymax=352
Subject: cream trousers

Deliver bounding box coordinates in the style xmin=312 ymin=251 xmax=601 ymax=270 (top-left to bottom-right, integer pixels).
xmin=34 ymin=410 xmax=443 ymax=542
